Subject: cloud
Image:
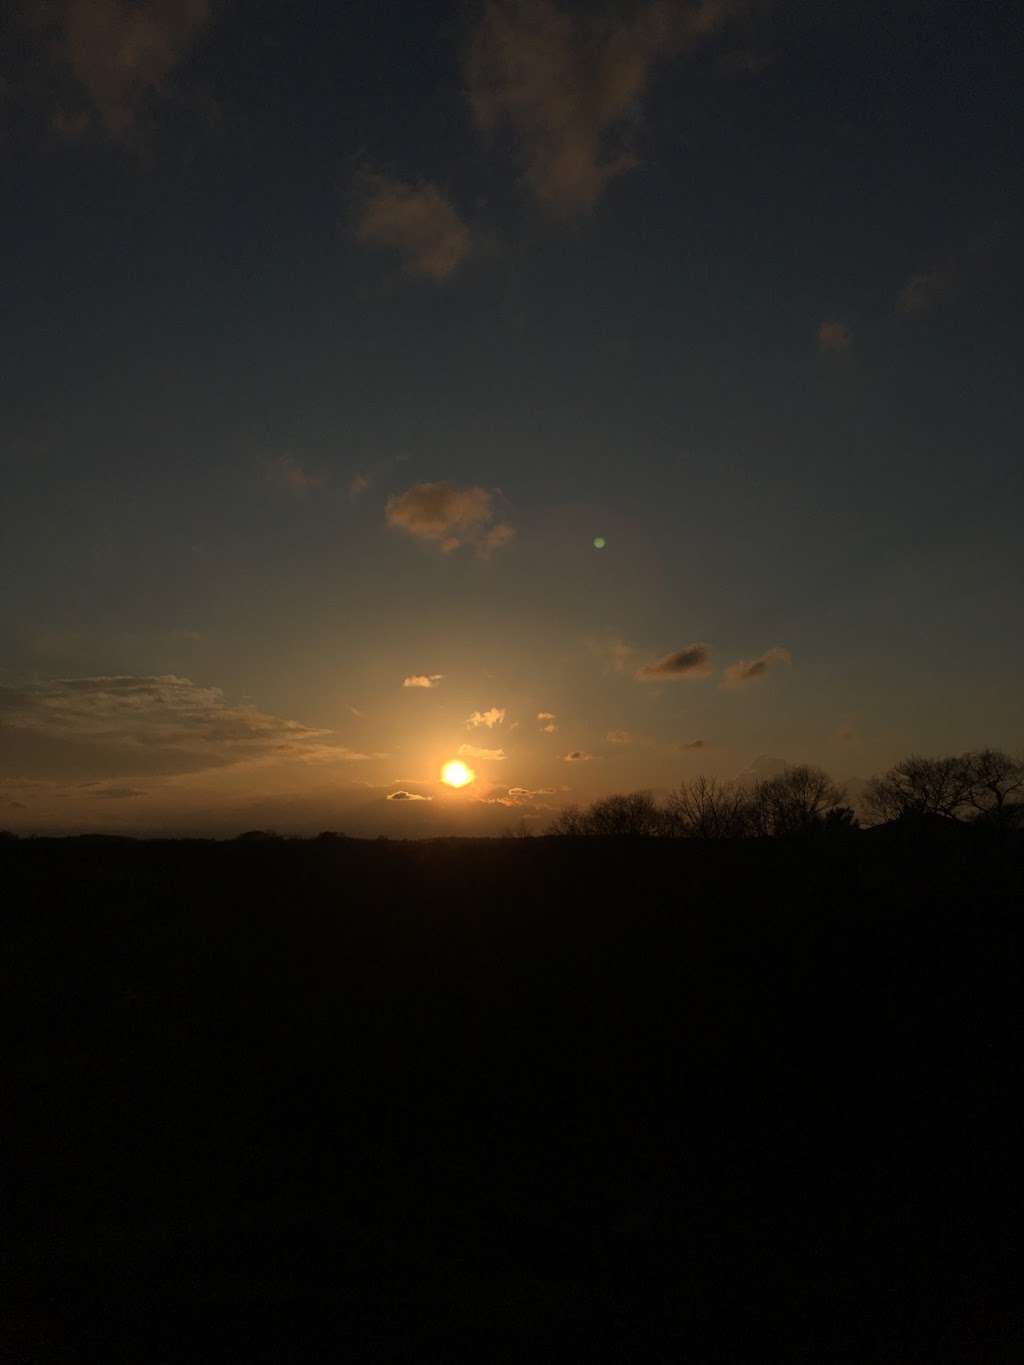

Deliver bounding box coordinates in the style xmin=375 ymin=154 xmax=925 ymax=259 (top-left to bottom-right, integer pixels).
xmin=459 ymin=743 xmax=507 ymax=760
xmin=605 ymin=729 xmax=631 ymax=744
xmin=83 ymin=785 xmax=146 ymax=799
xmin=562 ymin=750 xmax=593 ymax=762
xmin=896 ymin=265 xmax=955 ymax=318
xmin=680 ymin=738 xmax=706 ymax=750
xmin=387 ymin=789 xmax=432 ymax=801
xmin=354 ymin=174 xmax=471 ymax=281
xmin=24 ymin=0 xmax=213 ymax=141
xmin=635 ymin=643 xmax=712 ymax=682
xmin=721 ymin=646 xmax=791 ymax=688
xmin=402 ymin=674 xmax=443 ymax=689
xmin=465 ymin=0 xmax=747 ymax=217
xmin=349 ymin=472 xmax=370 ymax=499
xmin=386 ymin=482 xmax=514 ymax=555
xmin=482 ymin=784 xmax=557 ymax=806
xmin=271 ymin=456 xmax=322 ymax=493
xmin=0 ymin=675 xmax=382 ymax=781
xmin=817 ymin=320 xmax=851 ymax=353
xmin=537 ymin=711 xmax=557 ymax=733
xmin=466 ymin=707 xmax=506 ymax=729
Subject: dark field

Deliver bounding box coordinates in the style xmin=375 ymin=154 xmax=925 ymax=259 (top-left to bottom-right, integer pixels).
xmin=4 ymin=832 xmax=1022 ymax=1362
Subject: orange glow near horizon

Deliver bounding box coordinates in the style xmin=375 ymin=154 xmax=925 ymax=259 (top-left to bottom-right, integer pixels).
xmin=441 ymin=760 xmax=475 ymax=788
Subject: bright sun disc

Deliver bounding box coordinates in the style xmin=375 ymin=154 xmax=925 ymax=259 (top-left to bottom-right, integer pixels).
xmin=441 ymin=760 xmax=474 ymax=788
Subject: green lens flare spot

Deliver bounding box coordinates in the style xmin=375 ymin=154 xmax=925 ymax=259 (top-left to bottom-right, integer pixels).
xmin=593 ymin=536 xmax=606 ymax=549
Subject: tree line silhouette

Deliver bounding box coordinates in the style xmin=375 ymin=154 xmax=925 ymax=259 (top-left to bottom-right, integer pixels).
xmin=549 ymin=747 xmax=1024 ymax=838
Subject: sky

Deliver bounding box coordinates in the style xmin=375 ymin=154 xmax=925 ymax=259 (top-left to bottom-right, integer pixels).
xmin=1 ymin=0 xmax=1022 ymax=836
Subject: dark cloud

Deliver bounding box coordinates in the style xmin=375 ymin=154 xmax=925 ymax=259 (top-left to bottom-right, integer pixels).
xmin=386 ymin=482 xmax=514 ymax=555
xmin=680 ymin=739 xmax=706 ymax=750
xmin=635 ymin=643 xmax=712 ymax=682
xmin=20 ymin=0 xmax=213 ymax=141
xmin=387 ymin=789 xmax=431 ymax=801
xmin=721 ymin=646 xmax=791 ymax=688
xmin=84 ymin=785 xmax=146 ymax=800
xmin=563 ymin=750 xmax=592 ymax=762
xmin=355 ymin=174 xmax=471 ymax=281
xmin=465 ymin=0 xmax=749 ymax=217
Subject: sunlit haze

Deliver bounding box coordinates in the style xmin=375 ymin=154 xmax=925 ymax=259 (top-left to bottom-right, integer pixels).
xmin=1 ymin=1 xmax=1021 ymax=837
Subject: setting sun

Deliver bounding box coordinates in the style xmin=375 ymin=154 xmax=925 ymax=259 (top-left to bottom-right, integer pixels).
xmin=441 ymin=760 xmax=475 ymax=788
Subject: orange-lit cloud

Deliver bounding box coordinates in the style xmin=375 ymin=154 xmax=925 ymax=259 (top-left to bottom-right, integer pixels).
xmin=466 ymin=707 xmax=506 ymax=729
xmin=402 ymin=674 xmax=443 ymax=689
xmin=386 ymin=481 xmax=514 ymax=555
xmin=605 ymin=729 xmax=631 ymax=744
xmin=465 ymin=0 xmax=747 ymax=217
xmin=459 ymin=743 xmax=507 ymax=760
xmin=537 ymin=711 xmax=558 ymax=733
xmin=24 ymin=0 xmax=213 ymax=141
xmin=349 ymin=472 xmax=370 ymax=498
xmin=387 ymin=789 xmax=431 ymax=801
xmin=721 ymin=646 xmax=791 ymax=688
xmin=817 ymin=320 xmax=851 ymax=352
xmin=563 ymin=750 xmax=593 ymax=762
xmin=355 ymin=174 xmax=471 ymax=280
xmin=635 ymin=643 xmax=712 ymax=682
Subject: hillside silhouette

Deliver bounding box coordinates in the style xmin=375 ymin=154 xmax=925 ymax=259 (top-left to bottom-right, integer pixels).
xmin=4 ymin=812 xmax=1022 ymax=1361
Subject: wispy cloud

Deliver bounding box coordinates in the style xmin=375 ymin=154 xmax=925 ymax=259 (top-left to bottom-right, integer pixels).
xmin=896 ymin=264 xmax=955 ymax=318
xmin=466 ymin=707 xmax=506 ymax=729
xmin=459 ymin=743 xmax=507 ymax=760
xmin=465 ymin=0 xmax=748 ymax=217
xmin=588 ymin=637 xmax=636 ymax=674
xmin=386 ymin=482 xmax=514 ymax=555
xmin=270 ymin=455 xmax=322 ymax=493
xmin=387 ymin=789 xmax=432 ymax=801
xmin=721 ymin=646 xmax=791 ymax=688
xmin=402 ymin=674 xmax=443 ymax=689
xmin=635 ymin=644 xmax=712 ymax=682
xmin=354 ymin=174 xmax=471 ymax=281
xmin=0 ymin=675 xmax=381 ymax=780
xmin=481 ymin=784 xmax=557 ymax=806
xmin=680 ymin=738 xmax=707 ymax=750
xmin=817 ymin=320 xmax=851 ymax=353
xmin=605 ymin=729 xmax=632 ymax=744
xmin=349 ymin=472 xmax=370 ymax=499
xmin=562 ymin=750 xmax=593 ymax=762
xmin=537 ymin=711 xmax=557 ymax=733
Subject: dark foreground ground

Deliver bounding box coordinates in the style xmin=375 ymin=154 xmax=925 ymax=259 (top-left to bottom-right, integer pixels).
xmin=4 ymin=830 xmax=1022 ymax=1362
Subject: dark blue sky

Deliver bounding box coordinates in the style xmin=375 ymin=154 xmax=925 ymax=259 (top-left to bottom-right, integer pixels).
xmin=2 ymin=0 xmax=1021 ymax=833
